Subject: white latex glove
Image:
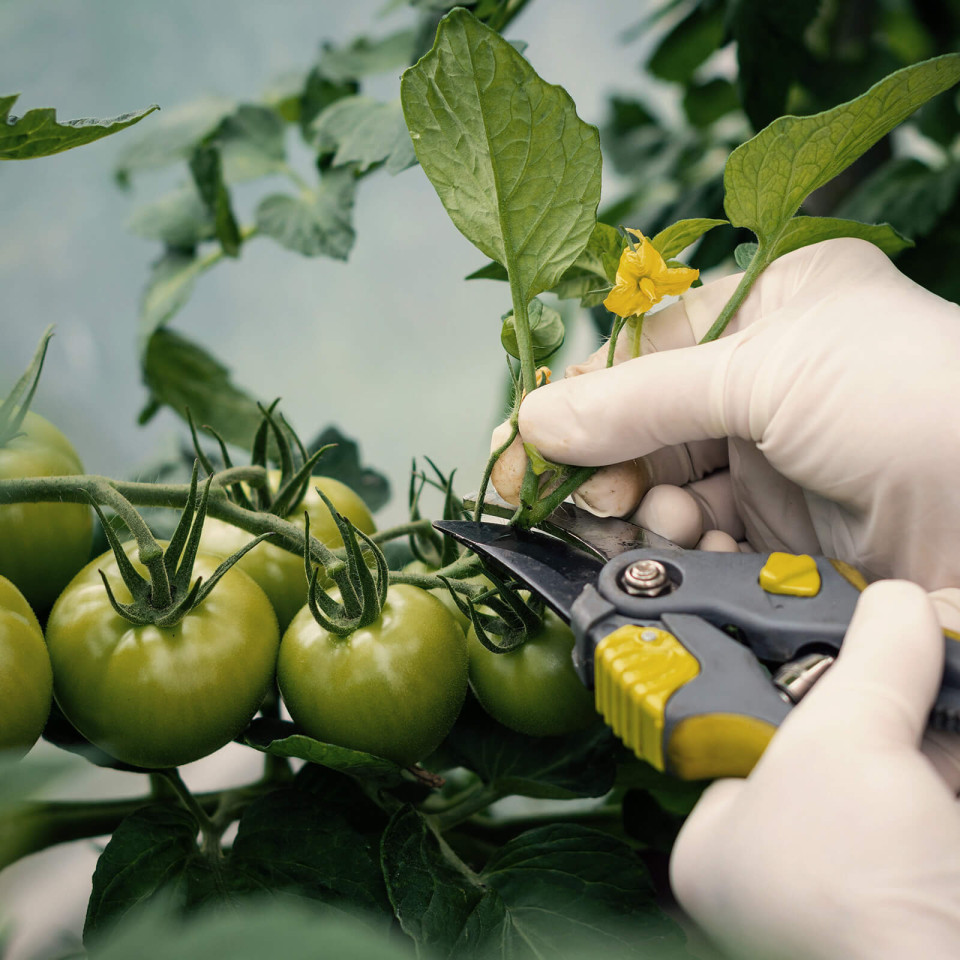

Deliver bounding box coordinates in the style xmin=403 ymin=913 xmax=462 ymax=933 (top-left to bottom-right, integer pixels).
xmin=517 ymin=237 xmax=960 ymax=590
xmin=671 ymin=580 xmax=960 ymax=960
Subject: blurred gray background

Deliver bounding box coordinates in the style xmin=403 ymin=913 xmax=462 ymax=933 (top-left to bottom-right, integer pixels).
xmin=0 ymin=0 xmax=659 ymax=525
xmin=0 ymin=3 xmax=664 ymax=958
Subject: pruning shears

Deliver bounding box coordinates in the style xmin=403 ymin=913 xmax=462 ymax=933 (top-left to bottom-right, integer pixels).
xmin=436 ymin=502 xmax=960 ymax=780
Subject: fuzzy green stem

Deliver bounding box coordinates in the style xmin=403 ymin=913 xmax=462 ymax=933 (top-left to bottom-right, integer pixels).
xmin=605 ymin=315 xmax=628 ymax=367
xmin=699 ymin=244 xmax=769 ymax=343
xmin=432 ymin=781 xmax=505 ymax=831
xmin=520 ymin=464 xmax=599 ymax=528
xmin=0 ymin=782 xmax=273 ymax=872
xmin=158 ymin=768 xmax=221 ymax=858
xmin=0 ymin=474 xmax=344 ymax=579
xmin=629 ymin=314 xmax=645 ymax=359
xmin=474 ymin=417 xmax=519 ymax=522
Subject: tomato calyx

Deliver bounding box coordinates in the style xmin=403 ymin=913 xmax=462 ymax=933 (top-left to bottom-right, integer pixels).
xmin=0 ymin=325 xmax=53 ymax=449
xmin=303 ymin=492 xmax=388 ymax=636
xmin=188 ymin=400 xmax=334 ymax=519
xmin=407 ymin=458 xmax=468 ymax=569
xmin=442 ymin=568 xmax=544 ymax=654
xmin=88 ymin=462 xmax=272 ymax=627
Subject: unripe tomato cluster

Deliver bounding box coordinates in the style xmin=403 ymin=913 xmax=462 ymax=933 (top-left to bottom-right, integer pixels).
xmin=1 ymin=414 xmax=598 ymax=769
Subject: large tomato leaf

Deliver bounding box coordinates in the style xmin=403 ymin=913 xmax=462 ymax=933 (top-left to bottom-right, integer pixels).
xmin=218 ymin=105 xmax=287 ymax=183
xmin=306 ymin=426 xmax=391 ymax=514
xmin=86 ymin=770 xmax=392 ymax=941
xmin=724 ymin=53 xmax=960 ymax=247
xmin=0 ymin=95 xmax=158 ymax=160
xmin=382 ymin=806 xmax=688 ymax=959
xmin=401 ymin=8 xmax=601 ymax=305
xmin=188 ymin=143 xmax=241 ymax=257
xmin=437 ymin=697 xmax=619 ymax=800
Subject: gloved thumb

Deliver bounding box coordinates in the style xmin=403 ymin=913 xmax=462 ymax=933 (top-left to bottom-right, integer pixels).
xmin=779 ymin=580 xmax=945 ymax=749
xmin=519 ymin=333 xmax=743 ymax=467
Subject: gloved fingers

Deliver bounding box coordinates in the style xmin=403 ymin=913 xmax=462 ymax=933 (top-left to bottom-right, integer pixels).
xmin=669 ymin=777 xmax=744 ymax=909
xmin=519 ymin=334 xmax=742 ymax=467
xmin=641 ymin=438 xmax=729 ymax=488
xmin=630 ymin=484 xmax=704 ymax=548
xmin=571 ymin=459 xmax=648 ymax=518
xmin=695 ymin=529 xmax=740 ymax=552
xmin=726 ymin=438 xmax=821 ymax=555
xmin=779 ymin=580 xmax=943 ymax=750
xmin=919 ymin=588 xmax=960 ymax=794
xmin=685 ymin=470 xmax=746 ymax=542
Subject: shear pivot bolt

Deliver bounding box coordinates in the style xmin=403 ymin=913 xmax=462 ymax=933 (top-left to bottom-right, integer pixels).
xmin=621 ymin=560 xmax=671 ymax=597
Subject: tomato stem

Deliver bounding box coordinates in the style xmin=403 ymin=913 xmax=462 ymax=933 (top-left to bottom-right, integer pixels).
xmin=159 ymin=768 xmax=223 ymax=859
xmin=698 ymin=242 xmax=769 ymax=343
xmin=473 ymin=415 xmax=518 ymax=523
xmin=431 ymin=781 xmax=505 ymax=831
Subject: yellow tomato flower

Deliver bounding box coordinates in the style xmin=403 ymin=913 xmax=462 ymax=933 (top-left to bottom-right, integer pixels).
xmin=603 ymin=229 xmax=699 ymax=318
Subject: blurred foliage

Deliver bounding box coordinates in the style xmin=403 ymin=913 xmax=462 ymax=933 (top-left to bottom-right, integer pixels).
xmin=599 ymin=0 xmax=960 ymax=331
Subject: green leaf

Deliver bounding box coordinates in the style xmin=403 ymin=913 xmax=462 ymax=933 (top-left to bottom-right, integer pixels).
xmin=126 ymin=185 xmax=215 ymax=249
xmin=312 ymin=97 xmax=417 ymax=174
xmin=380 ymin=805 xmax=502 ymax=957
xmin=647 ymin=4 xmax=725 ymax=85
xmin=501 ymin=298 xmax=564 ymax=363
xmin=86 ymin=773 xmax=393 ymax=941
xmin=229 ymin=775 xmax=392 ymax=918
xmin=88 ymin=901 xmax=415 ymax=960
xmin=734 ymin=241 xmax=758 ymax=270
xmin=218 ymin=105 xmax=287 ymax=183
xmin=317 ymin=29 xmax=417 ymax=84
xmin=465 ymin=260 xmax=508 ymax=282
xmin=138 ymin=251 xmax=214 ymax=346
xmin=401 ymin=8 xmax=602 ymax=304
xmin=834 ymin=157 xmax=960 ymax=241
xmin=243 ymin=718 xmax=401 ymax=781
xmin=724 ymin=54 xmax=960 ymax=246
xmin=84 ymin=805 xmax=208 ymax=940
xmin=650 ymin=218 xmax=728 ymax=260
xmin=189 ymin=144 xmax=241 ymax=257
xmin=727 ymin=0 xmax=820 ymax=130
xmin=549 ymin=221 xmax=626 ymax=307
xmin=0 ymin=94 xmax=158 ymax=160
xmin=770 ymin=216 xmax=913 ymax=259
xmin=682 ymin=78 xmax=741 ymax=128
xmin=256 ymin=167 xmax=356 ymax=259
xmin=306 ymin=425 xmax=391 ymax=513
xmin=299 ymin=69 xmax=358 ymax=137
xmin=141 ymin=328 xmax=265 ymax=451
xmin=114 ymin=96 xmax=236 ymax=183
xmin=382 ymin=807 xmax=686 ymax=959
xmin=440 ymin=697 xmax=618 ymax=800
xmin=522 ymin=442 xmax=562 ymax=477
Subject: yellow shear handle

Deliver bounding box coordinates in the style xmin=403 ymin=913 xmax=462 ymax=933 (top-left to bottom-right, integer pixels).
xmin=594 ymin=624 xmax=699 ymax=771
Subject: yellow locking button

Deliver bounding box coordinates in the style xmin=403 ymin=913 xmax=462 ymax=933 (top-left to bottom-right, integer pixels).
xmin=594 ymin=625 xmax=700 ymax=771
xmin=759 ymin=552 xmax=821 ymax=597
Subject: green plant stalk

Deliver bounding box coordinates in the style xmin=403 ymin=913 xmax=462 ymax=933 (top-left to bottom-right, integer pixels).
xmin=699 ymin=242 xmax=769 ymax=343
xmin=432 ymin=781 xmax=505 ymax=831
xmin=473 ymin=417 xmax=519 ymax=522
xmin=0 ymin=474 xmax=346 ymax=579
xmin=605 ymin=315 xmax=627 ymax=367
xmin=0 ymin=782 xmax=273 ymax=872
xmin=159 ymin=768 xmax=222 ymax=859
xmin=520 ymin=464 xmax=598 ymax=528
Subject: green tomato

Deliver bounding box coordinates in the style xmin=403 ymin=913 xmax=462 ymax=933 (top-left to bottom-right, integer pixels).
xmin=0 ymin=575 xmax=52 ymax=755
xmin=45 ymin=544 xmax=280 ymax=769
xmin=0 ymin=411 xmax=92 ymax=614
xmin=278 ymin=584 xmax=468 ymax=766
xmin=200 ymin=475 xmax=375 ymax=631
xmin=466 ymin=609 xmax=598 ymax=737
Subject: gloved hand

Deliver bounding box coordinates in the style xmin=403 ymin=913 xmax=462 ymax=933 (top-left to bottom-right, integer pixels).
xmin=671 ymin=579 xmax=960 ymax=960
xmin=508 ymin=237 xmax=960 ymax=591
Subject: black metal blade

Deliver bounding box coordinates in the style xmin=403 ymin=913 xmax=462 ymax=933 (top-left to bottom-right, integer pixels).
xmin=434 ymin=520 xmax=604 ymax=622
